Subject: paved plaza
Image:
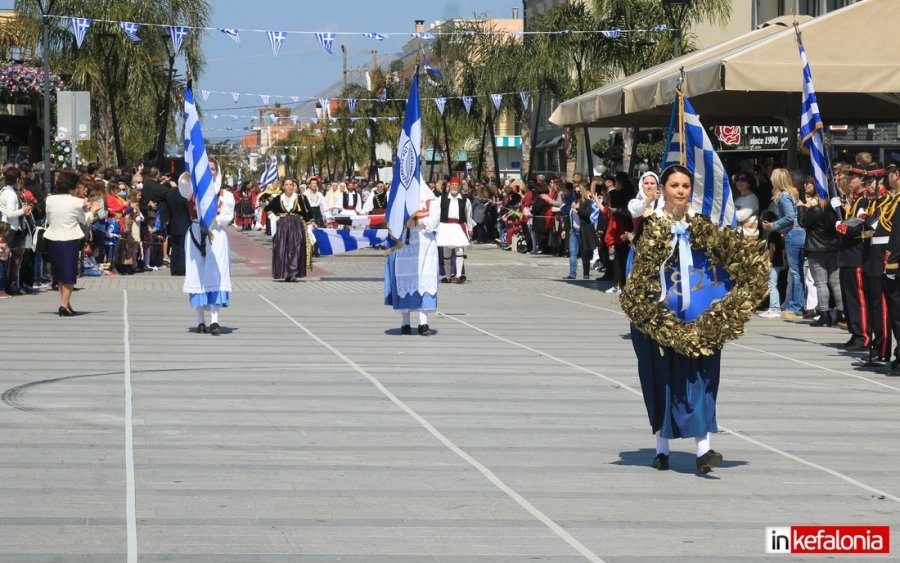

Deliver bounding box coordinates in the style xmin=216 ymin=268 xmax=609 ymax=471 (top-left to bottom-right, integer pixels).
xmin=1 ymin=228 xmax=898 ymax=561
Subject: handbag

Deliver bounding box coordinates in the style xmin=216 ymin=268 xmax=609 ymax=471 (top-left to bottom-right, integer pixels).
xmin=32 ymin=226 xmax=47 ymax=254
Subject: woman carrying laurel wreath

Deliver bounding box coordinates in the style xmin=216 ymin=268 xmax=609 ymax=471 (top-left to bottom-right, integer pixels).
xmin=623 ymin=164 xmax=767 ymax=475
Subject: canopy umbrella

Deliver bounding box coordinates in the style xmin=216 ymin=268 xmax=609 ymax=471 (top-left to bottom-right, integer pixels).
xmin=550 ymin=0 xmax=900 ymax=128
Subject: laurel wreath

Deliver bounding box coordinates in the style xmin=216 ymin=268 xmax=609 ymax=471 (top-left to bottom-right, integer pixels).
xmin=620 ymin=214 xmax=769 ymax=358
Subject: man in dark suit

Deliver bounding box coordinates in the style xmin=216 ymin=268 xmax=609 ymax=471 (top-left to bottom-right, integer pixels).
xmin=165 ymin=180 xmax=190 ymax=276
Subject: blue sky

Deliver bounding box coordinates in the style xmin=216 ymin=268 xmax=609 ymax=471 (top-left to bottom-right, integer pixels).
xmin=2 ymin=0 xmax=522 ymax=140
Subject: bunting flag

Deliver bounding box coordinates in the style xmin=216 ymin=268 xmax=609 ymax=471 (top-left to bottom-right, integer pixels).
xmin=384 ymin=69 xmax=429 ymax=240
xmin=70 ymin=17 xmax=91 ymax=49
xmin=290 ymin=96 xmax=300 ymax=103
xmin=318 ymin=98 xmax=330 ymax=117
xmin=183 ymin=84 xmax=217 ymax=231
xmin=365 ymin=128 xmax=371 ymax=138
xmin=259 ymin=155 xmax=278 ymax=188
xmin=169 ymin=25 xmax=188 ymax=54
xmin=424 ymin=63 xmax=443 ymax=83
xmin=290 ymin=116 xmax=299 ymax=125
xmin=649 ymin=24 xmax=668 ymax=32
xmin=347 ymin=98 xmax=357 ymax=115
xmin=362 ymin=32 xmax=387 ymax=41
xmin=434 ymin=97 xmax=446 ymax=116
xmin=386 ymin=116 xmax=398 ymax=121
xmin=490 ymin=93 xmax=503 ymax=111
xmin=219 ymin=28 xmax=241 ymax=45
xmin=236 ymin=167 xmax=243 ymax=187
xmin=664 ymin=93 xmax=736 ymax=228
xmin=260 ymin=94 xmax=270 ymax=105
xmin=267 ymin=31 xmax=287 ymax=57
xmin=314 ymin=31 xmax=336 ymax=54
xmin=211 ymin=114 xmax=219 ymax=119
xmin=463 ymin=30 xmax=479 ymax=37
xmin=600 ymin=29 xmax=622 ymax=39
xmin=377 ymin=88 xmax=387 ymax=103
xmin=119 ymin=21 xmax=141 ymax=42
xmin=346 ymin=127 xmax=354 ymax=135
xmin=796 ymin=30 xmax=836 ymax=202
xmin=462 ymin=95 xmax=474 ymax=114
xmin=230 ymin=114 xmax=239 ymax=120
xmin=519 ymin=91 xmax=530 ymax=110
xmin=201 ymin=90 xmax=210 ymax=101
xmin=310 ymin=117 xmax=318 ymax=124
xmin=329 ymin=127 xmax=339 ymax=133
xmin=412 ymin=32 xmax=435 ymax=40
xmin=280 ymin=154 xmax=286 ymax=162
xmin=268 ymin=113 xmax=278 ymax=124
xmin=552 ymin=29 xmax=572 ymax=36
xmin=312 ymin=228 xmax=390 ymax=255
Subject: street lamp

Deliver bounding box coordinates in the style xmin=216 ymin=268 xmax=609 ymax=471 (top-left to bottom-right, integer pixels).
xmin=662 ymin=0 xmax=691 ymax=58
xmin=154 ymin=31 xmax=176 ymax=169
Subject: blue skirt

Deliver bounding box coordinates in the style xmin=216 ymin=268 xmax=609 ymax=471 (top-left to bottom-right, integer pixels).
xmin=189 ymin=290 xmax=230 ymax=308
xmin=630 ymin=325 xmax=720 ymax=439
xmin=47 ymin=239 xmax=82 ymax=285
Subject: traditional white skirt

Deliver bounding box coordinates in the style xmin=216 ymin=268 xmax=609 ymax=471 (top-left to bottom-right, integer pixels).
xmin=184 ymin=222 xmax=231 ymax=306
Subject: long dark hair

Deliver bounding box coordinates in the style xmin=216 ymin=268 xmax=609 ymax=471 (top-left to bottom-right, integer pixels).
xmin=660 ymin=164 xmax=694 ymax=187
xmin=52 ymin=168 xmax=80 ymax=195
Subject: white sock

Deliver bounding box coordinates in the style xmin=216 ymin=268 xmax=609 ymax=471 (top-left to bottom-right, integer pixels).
xmin=655 ymin=431 xmax=670 ymax=455
xmin=209 ymin=304 xmax=219 ymax=324
xmin=401 ymin=310 xmax=411 ymax=326
xmin=195 ymin=307 xmax=205 ymax=324
xmin=695 ymin=433 xmax=711 ymax=457
xmin=418 ymin=311 xmax=427 ymax=326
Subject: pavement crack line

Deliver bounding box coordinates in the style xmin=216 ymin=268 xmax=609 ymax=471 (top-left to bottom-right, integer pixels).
xmin=259 ymin=294 xmax=605 ymax=563
xmin=439 ymin=300 xmax=900 ymax=505
xmin=122 ymin=290 xmax=138 ymax=562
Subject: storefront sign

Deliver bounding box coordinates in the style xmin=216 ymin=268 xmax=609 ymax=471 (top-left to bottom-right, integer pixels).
xmin=713 ymin=125 xmax=789 ymax=152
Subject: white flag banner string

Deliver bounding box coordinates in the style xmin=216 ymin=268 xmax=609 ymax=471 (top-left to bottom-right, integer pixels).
xmin=70 ymin=17 xmax=91 ymax=48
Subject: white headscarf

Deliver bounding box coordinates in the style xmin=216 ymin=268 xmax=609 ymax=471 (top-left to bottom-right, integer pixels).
xmin=637 ymin=171 xmax=661 ymax=204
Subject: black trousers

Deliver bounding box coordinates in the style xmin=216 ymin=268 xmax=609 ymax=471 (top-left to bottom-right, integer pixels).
xmin=169 ymin=234 xmax=186 ymax=276
xmin=839 ymin=266 xmax=868 ymax=346
xmin=883 ymin=274 xmax=900 ymax=361
xmin=865 ymin=274 xmax=892 ymax=358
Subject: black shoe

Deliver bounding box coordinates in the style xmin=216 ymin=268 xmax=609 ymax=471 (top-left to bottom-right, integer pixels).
xmin=810 ymin=313 xmax=832 ymax=327
xmin=197 ymin=323 xmax=207 ymax=334
xmin=58 ymin=306 xmax=75 ymax=317
xmin=651 ymin=453 xmax=669 ymax=471
xmin=400 ymin=324 xmax=411 ymax=335
xmin=696 ymin=450 xmax=723 ymax=474
xmin=209 ymin=323 xmax=221 ymax=336
xmin=845 ymin=342 xmax=869 ymax=352
xmin=884 ymin=360 xmax=900 ymax=376
xmin=418 ymin=324 xmax=432 ymax=336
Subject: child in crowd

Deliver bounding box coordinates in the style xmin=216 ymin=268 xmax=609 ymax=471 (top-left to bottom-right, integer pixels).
xmin=0 ymin=223 xmax=10 ymax=298
xmin=759 ymin=210 xmax=785 ymax=318
xmin=81 ymin=243 xmax=104 ymax=277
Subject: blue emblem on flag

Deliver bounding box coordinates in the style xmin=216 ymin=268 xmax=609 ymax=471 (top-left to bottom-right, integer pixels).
xmin=70 ymin=17 xmax=91 ymax=49
xmin=664 ymin=95 xmax=736 ymax=228
xmin=169 ymin=26 xmax=188 ymax=54
xmin=219 ymin=28 xmax=240 ymax=45
xmin=267 ymin=31 xmax=287 ymax=57
xmin=259 ymin=155 xmax=278 ymax=189
xmin=797 ymin=30 xmax=835 ymax=201
xmin=183 ymin=85 xmax=217 ymax=231
xmin=119 ymin=21 xmax=141 ymax=42
xmin=315 ymin=32 xmax=335 ymax=54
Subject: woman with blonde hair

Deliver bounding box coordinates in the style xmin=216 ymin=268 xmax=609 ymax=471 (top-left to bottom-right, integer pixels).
xmin=761 ymin=168 xmax=806 ymax=319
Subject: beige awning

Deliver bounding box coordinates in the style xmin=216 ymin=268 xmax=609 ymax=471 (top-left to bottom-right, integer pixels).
xmin=550 ymin=0 xmax=900 ymax=127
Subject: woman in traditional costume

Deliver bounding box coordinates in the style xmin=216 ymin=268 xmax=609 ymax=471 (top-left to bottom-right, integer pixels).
xmin=622 ymin=165 xmax=767 ymax=474
xmin=264 ymin=178 xmax=314 ymax=281
xmin=179 ymin=157 xmax=234 ymax=336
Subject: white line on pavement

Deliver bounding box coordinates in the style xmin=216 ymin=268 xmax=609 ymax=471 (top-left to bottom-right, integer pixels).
xmin=542 ymin=293 xmax=900 ymax=394
xmin=123 ymin=290 xmax=138 ymax=562
xmin=438 ymin=305 xmax=900 ymax=504
xmin=260 ymin=294 xmax=605 ymax=563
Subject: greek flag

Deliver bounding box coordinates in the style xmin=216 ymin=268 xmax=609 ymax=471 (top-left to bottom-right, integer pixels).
xmin=363 ymin=32 xmax=387 ymax=41
xmin=260 ymin=94 xmax=270 ymax=105
xmin=649 ymin=24 xmax=668 ymax=33
xmin=219 ymin=28 xmax=240 ymax=45
xmin=236 ymin=167 xmax=243 ymax=186
xmin=315 ymin=32 xmax=335 ymax=54
xmin=600 ymin=29 xmax=622 ymax=39
xmin=412 ymin=32 xmax=435 ymax=40
xmin=318 ymin=98 xmax=330 ymax=118
xmin=664 ymin=94 xmax=736 ymax=228
xmin=259 ymin=155 xmax=278 ymax=189
xmin=169 ymin=26 xmax=188 ymax=54
xmin=70 ymin=17 xmax=91 ymax=49
xmin=377 ymin=88 xmax=387 ymax=103
xmin=267 ymin=31 xmax=287 ymax=57
xmin=119 ymin=21 xmax=141 ymax=42
xmin=462 ymin=95 xmax=474 ymax=115
xmin=434 ymin=97 xmax=446 ymax=116
xmin=385 ymin=70 xmax=430 ymax=240
xmin=312 ymin=229 xmax=391 ymax=255
xmin=590 ymin=200 xmax=600 ymax=225
xmin=183 ymin=85 xmax=217 ymax=231
xmin=200 ymin=89 xmax=210 ymax=101
xmin=231 ymin=92 xmax=240 ymax=103
xmin=347 ymin=98 xmax=357 ymax=115
xmin=797 ymin=31 xmax=834 ymax=201
xmin=490 ymin=93 xmax=503 ymax=111
xmin=424 ymin=63 xmax=443 ymax=83
xmin=290 ymin=96 xmax=300 ymax=103
xmin=518 ymin=91 xmax=530 ymax=110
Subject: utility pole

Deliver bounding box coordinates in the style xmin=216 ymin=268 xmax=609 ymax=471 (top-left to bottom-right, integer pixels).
xmin=341 ymin=44 xmax=349 ymax=91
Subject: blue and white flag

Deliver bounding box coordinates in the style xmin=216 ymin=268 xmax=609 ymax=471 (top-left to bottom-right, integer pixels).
xmin=259 ymin=155 xmax=278 ymax=189
xmin=315 ymin=32 xmax=335 ymax=54
xmin=183 ymin=85 xmax=217 ymax=231
xmin=200 ymin=89 xmax=210 ymax=101
xmin=365 ymin=128 xmax=371 ymax=138
xmin=260 ymin=94 xmax=270 ymax=105
xmin=377 ymin=88 xmax=387 ymax=103
xmin=424 ymin=63 xmax=443 ymax=83
xmin=219 ymin=28 xmax=240 ymax=45
xmin=309 ymin=117 xmax=318 ymax=125
xmin=70 ymin=17 xmax=91 ymax=49
xmin=267 ymin=113 xmax=278 ymax=124
xmin=119 ymin=21 xmax=141 ymax=42
xmin=590 ymin=200 xmax=600 ymax=225
xmin=649 ymin=24 xmax=668 ymax=33
xmin=236 ymin=167 xmax=243 ymax=186
xmin=347 ymin=98 xmax=357 ymax=115
xmin=290 ymin=116 xmax=299 ymax=125
xmin=412 ymin=32 xmax=435 ymax=40
xmin=290 ymin=96 xmax=300 ymax=103
xmin=797 ymin=31 xmax=834 ymax=201
xmin=267 ymin=31 xmax=287 ymax=57
xmin=318 ymin=98 xmax=330 ymax=118
xmin=664 ymin=94 xmax=736 ymax=228
xmin=384 ymin=70 xmax=430 ymax=240
xmin=518 ymin=91 xmax=530 ymax=110
xmin=231 ymin=92 xmax=240 ymax=103
xmin=363 ymin=32 xmax=387 ymax=41
xmin=169 ymin=26 xmax=188 ymax=54
xmin=434 ymin=97 xmax=446 ymax=116
xmin=490 ymin=93 xmax=503 ymax=111
xmin=600 ymin=29 xmax=622 ymax=39
xmin=462 ymin=96 xmax=474 ymax=115
xmin=313 ymin=228 xmax=390 ymax=255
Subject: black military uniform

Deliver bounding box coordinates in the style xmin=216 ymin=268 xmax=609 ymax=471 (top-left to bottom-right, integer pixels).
xmin=880 ymin=162 xmax=900 ymax=375
xmin=861 ymin=163 xmax=892 ymax=361
xmin=837 ymin=173 xmax=873 ymax=351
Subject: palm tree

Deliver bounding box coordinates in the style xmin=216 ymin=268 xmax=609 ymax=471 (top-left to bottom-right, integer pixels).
xmin=14 ymin=0 xmax=210 ymax=167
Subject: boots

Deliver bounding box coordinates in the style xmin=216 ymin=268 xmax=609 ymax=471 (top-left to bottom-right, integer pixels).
xmin=810 ymin=310 xmax=833 ymax=327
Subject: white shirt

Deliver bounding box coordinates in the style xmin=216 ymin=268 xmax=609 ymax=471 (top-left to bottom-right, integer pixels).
xmin=305 ymin=190 xmax=325 ymax=208
xmin=0 ymin=185 xmax=24 ymax=229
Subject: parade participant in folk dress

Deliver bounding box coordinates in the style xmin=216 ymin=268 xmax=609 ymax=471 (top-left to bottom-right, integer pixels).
xmin=341 ymin=179 xmax=363 ymax=215
xmin=435 ymin=177 xmax=475 ymax=283
xmin=264 ymin=178 xmax=315 ymax=281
